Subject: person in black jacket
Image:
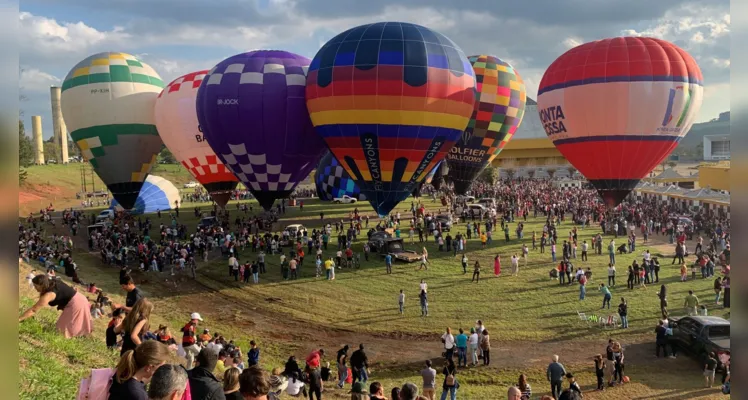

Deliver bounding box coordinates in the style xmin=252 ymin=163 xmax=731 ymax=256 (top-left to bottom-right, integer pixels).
xmin=188 ymin=348 xmax=226 ymax=400
xmin=350 ymin=343 xmax=369 ymax=387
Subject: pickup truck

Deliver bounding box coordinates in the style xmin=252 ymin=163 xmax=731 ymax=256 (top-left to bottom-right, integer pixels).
xmin=668 ymin=315 xmax=730 ymax=372
xmin=378 ymin=238 xmax=421 ymax=263
xmin=333 ymin=195 xmax=357 ymax=204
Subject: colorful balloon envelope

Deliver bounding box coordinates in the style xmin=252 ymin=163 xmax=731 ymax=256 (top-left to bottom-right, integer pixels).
xmin=61 ymin=52 xmax=165 ymax=210
xmin=196 ymin=51 xmax=327 ymax=210
xmin=306 ymin=22 xmax=476 ymax=216
xmin=446 ymin=55 xmax=526 ymax=194
xmin=314 ymin=151 xmax=367 ymax=201
xmin=412 ymin=161 xmax=442 ymax=197
xmin=155 ymin=71 xmax=239 ymax=207
xmin=537 ymin=37 xmax=703 ymax=207
xmin=110 ymin=174 xmax=180 ymax=215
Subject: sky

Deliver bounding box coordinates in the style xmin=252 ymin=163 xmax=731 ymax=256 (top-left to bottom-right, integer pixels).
xmin=19 ymin=0 xmax=730 ymax=140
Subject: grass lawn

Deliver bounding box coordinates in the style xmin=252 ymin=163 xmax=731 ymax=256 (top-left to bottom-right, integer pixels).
xmin=20 ymin=197 xmax=729 ymax=399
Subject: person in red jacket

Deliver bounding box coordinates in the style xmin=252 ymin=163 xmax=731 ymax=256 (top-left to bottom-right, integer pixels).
xmin=182 ymin=312 xmax=203 ymax=370
xmin=306 ymin=348 xmax=325 ymax=369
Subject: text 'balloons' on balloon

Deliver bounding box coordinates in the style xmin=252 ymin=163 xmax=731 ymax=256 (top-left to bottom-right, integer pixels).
xmin=306 ymin=21 xmax=476 ymax=217
xmin=196 ymin=50 xmax=327 ymax=211
xmin=61 ymin=52 xmax=165 ymax=210
xmin=110 ymin=175 xmax=180 ymax=215
xmin=155 ymin=70 xmax=239 ymax=207
xmin=315 ymin=151 xmax=367 ymax=202
xmin=446 ymin=55 xmax=527 ymax=195
xmin=537 ymin=37 xmax=703 ymax=208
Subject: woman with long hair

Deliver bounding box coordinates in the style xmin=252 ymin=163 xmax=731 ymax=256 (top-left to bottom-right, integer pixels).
xmin=223 ymin=367 xmax=243 ymax=400
xmin=115 ymin=298 xmax=153 ymax=355
xmin=494 ymin=255 xmax=501 ymax=276
xmin=518 ymin=373 xmax=532 ymax=399
xmin=19 ymin=274 xmax=92 ymax=338
xmin=109 ymin=340 xmax=170 ymax=399
xmin=657 ymin=285 xmax=668 ymax=319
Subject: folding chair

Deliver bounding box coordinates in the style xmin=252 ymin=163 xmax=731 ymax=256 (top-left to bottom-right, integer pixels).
xmin=577 ymin=310 xmax=590 ymax=326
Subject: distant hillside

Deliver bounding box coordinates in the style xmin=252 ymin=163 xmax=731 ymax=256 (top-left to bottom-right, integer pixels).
xmin=677 ymin=111 xmax=730 ymax=148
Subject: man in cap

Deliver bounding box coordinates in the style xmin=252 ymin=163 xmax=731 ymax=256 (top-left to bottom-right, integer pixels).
xmin=182 ymin=312 xmax=204 ymax=369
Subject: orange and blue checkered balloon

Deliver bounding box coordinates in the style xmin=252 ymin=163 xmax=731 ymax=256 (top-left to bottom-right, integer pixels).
xmin=306 ymin=22 xmax=476 ymax=216
xmin=446 ymin=55 xmax=526 ymax=194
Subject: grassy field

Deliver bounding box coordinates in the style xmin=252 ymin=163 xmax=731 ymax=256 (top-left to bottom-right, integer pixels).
xmin=19 ymin=197 xmax=729 ymax=399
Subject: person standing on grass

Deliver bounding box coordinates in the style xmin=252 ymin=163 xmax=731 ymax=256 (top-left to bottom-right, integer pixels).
xmin=618 ymin=298 xmax=629 ymax=328
xmin=684 ymin=290 xmax=700 ymax=316
xmin=680 ymin=262 xmax=688 ymax=282
xmin=418 ymin=250 xmax=429 ymax=271
xmin=468 ymin=328 xmax=479 ymax=366
xmin=472 ymin=261 xmax=481 ymax=282
xmin=455 ymin=328 xmax=468 ymax=367
xmin=420 ymin=360 xmax=436 ymax=400
xmin=581 ymin=240 xmax=588 ymax=261
xmin=608 ymin=240 xmax=616 ymax=265
xmin=398 ymin=290 xmax=405 ymax=314
xmin=441 ymin=328 xmax=455 ymax=361
xmin=578 ymin=271 xmax=587 ymax=300
xmin=714 ymin=277 xmax=723 ymax=305
xmin=420 ymin=290 xmax=429 ymax=317
xmin=385 ymin=253 xmax=393 ymax=274
xmin=494 ymin=255 xmax=501 ymax=276
xmin=461 ymin=253 xmax=468 ymax=274
xmin=704 ymin=352 xmax=718 ymax=388
xmin=480 ymin=329 xmax=491 ymax=365
xmin=440 ymin=358 xmax=458 ymax=400
xmin=599 ymin=284 xmax=612 ymax=309
xmin=522 ymin=244 xmax=529 ymax=266
xmin=511 ymin=254 xmax=519 ymax=276
xmin=607 ymin=263 xmax=616 ymax=287
xmin=594 ymin=354 xmax=605 ymax=391
xmin=546 ymin=355 xmax=566 ymax=399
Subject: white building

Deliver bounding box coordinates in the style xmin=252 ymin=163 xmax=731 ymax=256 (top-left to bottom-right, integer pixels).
xmin=703 ymin=134 xmax=730 ymax=161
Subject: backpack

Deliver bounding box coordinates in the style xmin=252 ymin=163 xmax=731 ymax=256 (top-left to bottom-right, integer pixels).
xmin=445 ymin=371 xmax=456 ymax=386
xmin=76 ymin=368 xmax=114 ymax=400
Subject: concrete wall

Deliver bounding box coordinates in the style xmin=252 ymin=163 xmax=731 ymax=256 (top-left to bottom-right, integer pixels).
xmin=699 ymin=164 xmax=730 ymax=191
xmin=32 ymin=115 xmax=44 ymax=165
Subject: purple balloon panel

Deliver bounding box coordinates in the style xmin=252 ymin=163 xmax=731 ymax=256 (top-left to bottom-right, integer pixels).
xmin=196 ymin=50 xmax=327 ymax=210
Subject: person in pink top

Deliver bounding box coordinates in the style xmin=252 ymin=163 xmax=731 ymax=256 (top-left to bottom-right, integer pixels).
xmin=493 ymin=255 xmax=501 ymax=276
xmin=306 ymin=348 xmax=324 ymax=368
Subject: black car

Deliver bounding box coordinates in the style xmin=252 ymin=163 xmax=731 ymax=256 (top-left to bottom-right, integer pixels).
xmin=668 ymin=315 xmax=730 ymax=371
xmin=367 ymin=231 xmax=392 ymax=252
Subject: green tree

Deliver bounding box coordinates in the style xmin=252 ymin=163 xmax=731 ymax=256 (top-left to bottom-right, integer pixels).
xmin=158 ymin=147 xmax=177 ymax=164
xmin=18 ymin=120 xmax=34 ymax=167
xmin=668 ymin=161 xmax=677 ymax=169
xmin=478 ymin=167 xmax=498 ymax=184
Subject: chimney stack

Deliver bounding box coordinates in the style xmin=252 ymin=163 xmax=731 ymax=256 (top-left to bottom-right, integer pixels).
xmin=50 ymin=86 xmax=69 ymax=164
xmin=32 ymin=115 xmax=45 ymax=165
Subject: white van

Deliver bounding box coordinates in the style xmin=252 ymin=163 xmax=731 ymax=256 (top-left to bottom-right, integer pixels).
xmin=477 ymin=198 xmax=496 ymax=209
xmin=95 ymin=209 xmax=114 ymax=222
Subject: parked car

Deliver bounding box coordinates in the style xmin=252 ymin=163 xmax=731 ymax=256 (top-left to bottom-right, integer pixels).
xmin=455 ymin=195 xmax=475 ymax=203
xmin=197 ymin=216 xmax=218 ymax=230
xmin=333 ymin=195 xmax=357 ymax=204
xmin=95 ymin=209 xmax=114 ymax=222
xmin=183 ymin=181 xmax=199 ymax=188
xmin=378 ymin=238 xmax=421 ymax=263
xmin=467 ymin=204 xmax=487 ymax=214
xmin=284 ymin=224 xmax=307 ymax=236
xmin=668 ymin=315 xmax=730 ymax=371
xmin=367 ymin=230 xmax=392 ymax=252
xmin=434 ymin=215 xmax=452 ymax=231
xmin=477 ymin=198 xmax=496 ymax=209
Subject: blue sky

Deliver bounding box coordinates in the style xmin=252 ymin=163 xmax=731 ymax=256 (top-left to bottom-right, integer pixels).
xmin=19 ymin=0 xmax=730 ymax=140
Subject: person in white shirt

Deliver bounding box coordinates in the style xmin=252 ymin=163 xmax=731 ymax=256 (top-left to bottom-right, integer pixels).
xmin=643 ymin=250 xmax=651 ymax=263
xmin=442 ymin=327 xmax=455 ymax=360
xmin=511 ymin=255 xmax=520 ymax=276
xmin=581 ymin=241 xmax=589 ymax=261
xmin=26 ymin=271 xmax=36 ymax=288
xmin=420 ymin=279 xmax=428 ymax=293
xmin=228 ymin=256 xmax=237 ymax=276
xmin=468 ymin=328 xmax=480 ymax=366
xmin=608 ymin=264 xmax=616 ymax=287
xmin=286 ymin=374 xmax=306 ymax=397
xmin=575 ymin=267 xmax=585 ymax=282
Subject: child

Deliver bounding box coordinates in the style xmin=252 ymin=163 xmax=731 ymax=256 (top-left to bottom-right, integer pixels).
xmin=566 ymin=372 xmax=583 ymax=397
xmin=638 ymin=268 xmax=646 ymax=289
xmin=398 ymin=289 xmax=405 ymax=314
xmin=691 ymin=262 xmax=698 ymax=280
xmin=90 ymin=302 xmax=104 ymax=319
xmin=680 ymin=263 xmax=688 ymax=282
xmin=106 ymin=308 xmax=125 ymax=350
xmin=594 ymin=355 xmax=605 ymax=390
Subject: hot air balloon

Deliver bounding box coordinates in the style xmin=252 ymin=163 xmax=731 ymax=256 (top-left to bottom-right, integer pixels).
xmin=61 ymin=52 xmax=165 ymax=210
xmin=155 ymin=71 xmax=239 ymax=207
xmin=314 ymin=151 xmax=367 ymax=201
xmin=431 ymin=163 xmax=448 ymax=191
xmin=446 ymin=55 xmax=526 ymax=194
xmin=306 ymin=22 xmax=476 ymax=216
xmin=537 ymin=37 xmax=703 ymax=207
xmin=411 ymin=161 xmax=442 ymax=198
xmin=110 ymin=174 xmax=180 ymax=215
xmin=196 ymin=51 xmax=327 ymax=210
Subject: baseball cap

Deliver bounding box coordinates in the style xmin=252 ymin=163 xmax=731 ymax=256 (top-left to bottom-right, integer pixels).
xmin=191 ymin=312 xmax=204 ymax=321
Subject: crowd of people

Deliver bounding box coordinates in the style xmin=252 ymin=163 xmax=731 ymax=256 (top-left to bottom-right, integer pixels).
xmin=17 ymin=176 xmax=732 ymax=399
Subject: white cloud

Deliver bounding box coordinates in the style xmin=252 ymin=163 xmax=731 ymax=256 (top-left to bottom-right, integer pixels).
xmin=620 ymin=5 xmax=729 ymax=44
xmin=19 ymin=68 xmax=60 ymax=92
xmin=562 ymin=37 xmax=583 ymax=49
